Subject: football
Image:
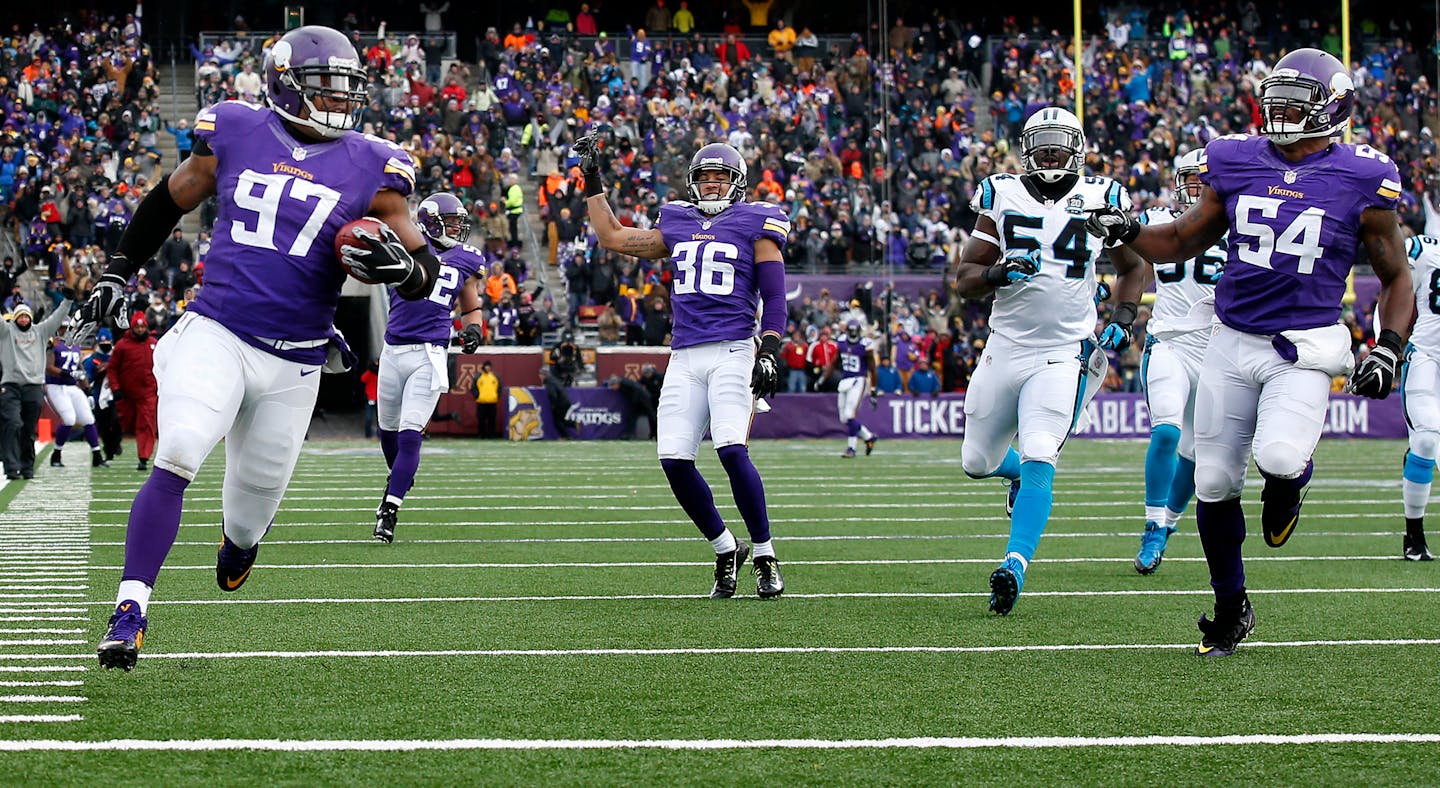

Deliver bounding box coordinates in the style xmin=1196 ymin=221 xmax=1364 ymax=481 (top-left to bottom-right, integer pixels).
xmin=334 ymin=217 xmax=389 ymax=284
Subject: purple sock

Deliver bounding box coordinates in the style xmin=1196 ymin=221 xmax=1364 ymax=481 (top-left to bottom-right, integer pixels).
xmin=54 ymin=424 xmax=71 ymax=448
xmin=847 ymin=419 xmax=860 ymax=437
xmin=379 ymin=429 xmax=399 ymax=469
xmin=1261 ymin=458 xmax=1313 ymax=495
xmin=660 ymin=458 xmax=726 ymax=540
xmin=1196 ymin=497 xmax=1247 ymax=603
xmin=717 ymin=444 xmax=771 ymax=544
xmin=387 ymin=430 xmax=423 ymax=501
xmin=83 ymin=423 xmax=100 ymax=448
xmin=121 ymin=469 xmax=190 ymax=587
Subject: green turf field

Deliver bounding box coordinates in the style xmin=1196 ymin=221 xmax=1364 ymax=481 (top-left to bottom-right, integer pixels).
xmin=1 ymin=436 xmax=1437 ymax=784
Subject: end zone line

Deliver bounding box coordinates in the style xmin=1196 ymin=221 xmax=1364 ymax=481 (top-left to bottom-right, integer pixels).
xmin=2 ymin=638 xmax=1438 ymax=661
xmin=1 ymin=732 xmax=1438 ymax=751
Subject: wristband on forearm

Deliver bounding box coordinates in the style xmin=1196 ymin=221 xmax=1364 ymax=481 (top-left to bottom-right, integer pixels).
xmin=1376 ymin=328 xmax=1405 ymax=355
xmin=583 ymin=170 xmax=604 ymax=198
xmin=758 ymin=333 xmax=781 ymax=358
xmin=396 ymin=247 xmax=440 ymax=300
xmin=1111 ymin=301 xmax=1138 ymax=327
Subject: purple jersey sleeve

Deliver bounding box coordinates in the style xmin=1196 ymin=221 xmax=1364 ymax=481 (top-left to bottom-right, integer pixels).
xmin=749 ymin=201 xmax=791 ymax=247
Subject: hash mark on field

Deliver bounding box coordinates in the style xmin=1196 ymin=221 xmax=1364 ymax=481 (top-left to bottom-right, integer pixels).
xmin=5 ymin=638 xmax=1440 ymax=662
xmin=1 ymin=732 xmax=1438 ymax=752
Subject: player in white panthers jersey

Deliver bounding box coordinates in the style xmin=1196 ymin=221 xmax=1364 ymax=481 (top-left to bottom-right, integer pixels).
xmin=1398 ymin=234 xmax=1440 ymax=560
xmin=1133 ymin=150 xmax=1227 ymax=574
xmin=957 ymin=106 xmax=1148 ymax=615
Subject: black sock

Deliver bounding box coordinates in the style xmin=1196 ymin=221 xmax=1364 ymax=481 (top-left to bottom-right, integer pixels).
xmin=1406 ymin=517 xmax=1425 ymax=539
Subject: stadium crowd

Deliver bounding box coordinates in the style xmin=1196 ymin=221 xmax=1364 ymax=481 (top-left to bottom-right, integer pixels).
xmin=1 ymin=3 xmax=1437 ymax=401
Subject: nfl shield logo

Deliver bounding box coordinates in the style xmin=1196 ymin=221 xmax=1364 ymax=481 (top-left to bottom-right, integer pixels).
xmin=292 ymin=147 xmax=308 ymax=161
xmin=702 ymin=221 xmax=711 ymax=230
xmin=1283 ymin=170 xmax=1297 ymax=184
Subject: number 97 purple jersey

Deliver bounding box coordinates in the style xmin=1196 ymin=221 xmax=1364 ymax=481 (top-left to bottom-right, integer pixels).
xmin=656 ymin=200 xmax=790 ymax=349
xmin=187 ymin=101 xmax=417 ymax=343
xmin=1200 ymin=134 xmax=1401 ymax=334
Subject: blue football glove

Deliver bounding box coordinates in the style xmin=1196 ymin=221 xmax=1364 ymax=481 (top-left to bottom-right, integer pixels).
xmin=1098 ymin=322 xmax=1132 ymax=352
xmin=982 ymin=251 xmax=1039 ymax=286
xmin=1094 ymin=281 xmax=1112 ymax=304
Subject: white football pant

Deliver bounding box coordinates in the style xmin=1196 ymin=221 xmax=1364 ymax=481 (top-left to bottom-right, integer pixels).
xmin=378 ymin=342 xmax=448 ymax=433
xmin=962 ymin=332 xmax=1093 ymax=474
xmin=1193 ymin=324 xmax=1330 ymax=502
xmin=45 ymin=384 xmax=95 ymax=427
xmin=658 ymin=338 xmax=755 ymax=461
xmin=1143 ymin=334 xmax=1206 ymax=460
xmin=837 ymin=376 xmax=868 ymax=422
xmin=151 ymin=312 xmax=321 ymax=549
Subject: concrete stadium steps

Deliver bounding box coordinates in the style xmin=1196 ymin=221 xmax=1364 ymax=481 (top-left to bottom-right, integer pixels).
xmin=153 ymin=64 xmax=202 ymax=238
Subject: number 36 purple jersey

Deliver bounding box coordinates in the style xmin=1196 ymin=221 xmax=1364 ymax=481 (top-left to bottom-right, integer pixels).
xmin=188 ymin=101 xmax=417 ymax=344
xmin=656 ymin=200 xmax=789 ymax=349
xmin=1200 ymin=134 xmax=1401 ymax=334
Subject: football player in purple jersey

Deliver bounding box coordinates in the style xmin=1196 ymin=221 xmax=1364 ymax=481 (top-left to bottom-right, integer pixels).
xmin=77 ymin=26 xmax=446 ymax=671
xmin=577 ymin=132 xmax=789 ymax=599
xmin=373 ymin=192 xmax=488 ymax=544
xmin=44 ymin=325 xmax=109 ymax=469
xmin=1088 ymin=48 xmax=1415 ymax=656
xmin=827 ymin=319 xmax=879 ymax=458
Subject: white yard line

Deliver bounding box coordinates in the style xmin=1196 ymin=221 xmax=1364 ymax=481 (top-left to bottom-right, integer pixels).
xmin=75 ymin=556 xmax=1437 ymax=571
xmin=0 ymin=715 xmax=82 ymax=723
xmin=2 ymin=638 xmax=1438 ymax=663
xmin=0 ymin=731 xmax=1437 ymax=752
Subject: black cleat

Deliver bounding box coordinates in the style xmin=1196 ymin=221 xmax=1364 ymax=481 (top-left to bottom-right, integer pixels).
xmin=1260 ymin=483 xmax=1306 ymax=548
xmin=753 ymin=555 xmax=785 ymax=599
xmin=216 ymin=535 xmax=259 ymax=592
xmin=50 ymin=449 xmax=63 ymax=467
xmin=1196 ymin=596 xmax=1256 ymax=657
xmin=374 ymin=502 xmax=398 ymax=544
xmin=710 ymin=541 xmax=750 ymax=599
xmin=1404 ymin=532 xmax=1436 ymax=561
xmin=864 ymin=436 xmax=877 ymax=456
xmin=136 ymin=458 xmax=148 ymax=472
xmin=96 ymin=600 xmax=147 ymax=671
xmin=92 ymin=450 xmax=109 ymax=468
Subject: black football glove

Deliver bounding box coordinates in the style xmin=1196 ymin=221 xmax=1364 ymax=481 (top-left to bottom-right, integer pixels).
xmin=752 ymin=335 xmax=781 ymax=399
xmin=868 ymin=392 xmax=879 ymax=409
xmin=573 ymin=131 xmax=606 ymax=197
xmin=1097 ymin=301 xmax=1139 ymax=352
xmin=1084 ymin=206 xmax=1141 ymax=246
xmin=1348 ymin=330 xmax=1404 ymax=399
xmin=72 ymin=271 xmax=129 ymax=346
xmin=339 ymin=225 xmax=418 ymax=287
xmin=981 ymin=251 xmax=1039 ymax=286
xmin=459 ymin=323 xmax=484 ymax=353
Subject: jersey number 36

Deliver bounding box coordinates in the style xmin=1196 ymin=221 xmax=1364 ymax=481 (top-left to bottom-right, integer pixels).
xmin=672 ymin=241 xmax=739 ymax=296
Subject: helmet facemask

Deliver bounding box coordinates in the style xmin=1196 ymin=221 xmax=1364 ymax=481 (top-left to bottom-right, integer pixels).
xmin=1021 ymin=125 xmax=1083 ymax=183
xmin=688 ymin=166 xmax=744 ymax=214
xmin=1173 ymin=168 xmax=1203 ymax=206
xmin=1259 ymin=71 xmax=1351 ymax=145
xmin=269 ymin=60 xmax=368 ymax=140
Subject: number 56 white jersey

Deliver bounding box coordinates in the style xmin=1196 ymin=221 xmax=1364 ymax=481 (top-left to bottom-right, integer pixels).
xmin=970 ymin=173 xmax=1133 ymax=346
xmin=1407 ymin=235 xmax=1440 ymax=354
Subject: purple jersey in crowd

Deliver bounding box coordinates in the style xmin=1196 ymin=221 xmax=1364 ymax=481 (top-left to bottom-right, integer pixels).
xmin=491 ymin=303 xmax=520 ymax=341
xmin=836 ymin=336 xmax=874 ymax=379
xmin=46 ymin=341 xmax=83 ymax=385
xmin=188 ymin=100 xmax=416 ymax=352
xmin=385 ymin=241 xmax=489 ymax=346
xmin=655 ymin=200 xmax=790 ymax=349
xmin=1201 ymin=134 xmax=1401 ymax=334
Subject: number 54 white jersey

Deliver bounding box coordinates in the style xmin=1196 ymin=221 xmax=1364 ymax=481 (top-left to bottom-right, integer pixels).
xmin=970 ymin=173 xmax=1133 ymax=347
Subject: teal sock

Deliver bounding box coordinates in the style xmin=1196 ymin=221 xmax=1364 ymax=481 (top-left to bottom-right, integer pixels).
xmin=1167 ymin=455 xmax=1197 ymax=516
xmin=1145 ymin=424 xmax=1180 ymax=508
xmin=1006 ymin=461 xmax=1055 ymax=562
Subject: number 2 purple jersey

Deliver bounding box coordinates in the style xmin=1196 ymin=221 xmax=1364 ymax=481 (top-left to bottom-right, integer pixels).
xmin=656 ymin=200 xmax=789 ymax=349
xmin=1201 ymin=134 xmax=1401 ymax=334
xmin=385 ymin=242 xmax=489 ymax=346
xmin=188 ymin=101 xmax=416 ymax=342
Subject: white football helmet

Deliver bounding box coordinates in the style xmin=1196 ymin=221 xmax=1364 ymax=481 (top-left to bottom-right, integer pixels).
xmin=1020 ymin=107 xmax=1085 ymax=183
xmin=1172 ymin=149 xmax=1205 ymax=207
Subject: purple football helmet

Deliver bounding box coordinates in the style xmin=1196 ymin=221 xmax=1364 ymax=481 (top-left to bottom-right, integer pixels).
xmin=687 ymin=142 xmax=747 ymax=214
xmin=845 ymin=319 xmax=863 ymax=341
xmin=264 ymin=25 xmax=368 ymax=140
xmin=417 ymin=192 xmax=471 ymax=249
xmin=1259 ymin=48 xmax=1354 ymax=145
